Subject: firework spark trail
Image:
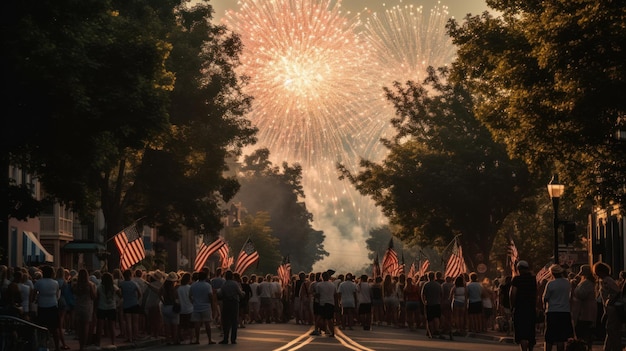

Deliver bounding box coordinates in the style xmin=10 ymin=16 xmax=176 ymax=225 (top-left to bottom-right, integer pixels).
xmin=222 ymin=1 xmax=456 ymax=271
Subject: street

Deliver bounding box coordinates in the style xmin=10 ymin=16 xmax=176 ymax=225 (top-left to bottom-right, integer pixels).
xmin=137 ymin=323 xmax=519 ymax=351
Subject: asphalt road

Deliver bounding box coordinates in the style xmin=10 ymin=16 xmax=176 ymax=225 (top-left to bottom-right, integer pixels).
xmin=137 ymin=323 xmax=519 ymax=351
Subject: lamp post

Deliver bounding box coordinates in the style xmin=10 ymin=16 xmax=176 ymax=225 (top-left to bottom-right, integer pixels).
xmin=547 ymin=175 xmax=565 ymax=264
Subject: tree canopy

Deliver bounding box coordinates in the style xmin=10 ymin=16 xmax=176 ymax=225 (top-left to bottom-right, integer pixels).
xmin=447 ymin=0 xmax=626 ymax=210
xmin=3 ymin=0 xmax=257 ymax=267
xmin=339 ymin=68 xmax=533 ymax=268
xmin=233 ymin=148 xmax=328 ymax=273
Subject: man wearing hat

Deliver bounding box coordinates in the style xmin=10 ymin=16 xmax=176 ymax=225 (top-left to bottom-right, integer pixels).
xmin=510 ymin=260 xmax=537 ymax=351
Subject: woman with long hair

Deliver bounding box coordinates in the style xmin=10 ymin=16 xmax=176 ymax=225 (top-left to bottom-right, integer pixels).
xmin=382 ymin=275 xmax=399 ymax=327
xmin=55 ymin=267 xmax=70 ymax=350
xmin=177 ymin=272 xmax=193 ymax=344
xmin=96 ymin=272 xmax=119 ymax=347
xmin=72 ymin=269 xmax=96 ymax=351
xmin=160 ymin=272 xmax=181 ymax=345
xmin=451 ymin=275 xmax=467 ymax=335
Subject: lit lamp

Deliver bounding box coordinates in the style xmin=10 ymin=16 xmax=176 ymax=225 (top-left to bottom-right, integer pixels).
xmin=547 ymin=175 xmax=565 ymax=264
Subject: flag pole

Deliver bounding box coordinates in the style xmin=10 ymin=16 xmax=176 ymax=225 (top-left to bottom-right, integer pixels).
xmin=104 ymin=216 xmax=146 ymax=244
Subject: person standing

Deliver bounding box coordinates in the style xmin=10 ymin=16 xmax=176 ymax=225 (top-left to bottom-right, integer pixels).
xmin=34 ymin=265 xmax=62 ymax=351
xmin=593 ymin=262 xmax=622 ymax=351
xmin=451 ymin=275 xmax=467 ymax=336
xmin=422 ymin=271 xmax=444 ymax=339
xmin=72 ymin=269 xmax=96 ymax=351
xmin=315 ymin=271 xmax=337 ymax=337
xmin=498 ymin=276 xmax=513 ymax=336
xmin=248 ymin=274 xmax=261 ymax=324
xmin=357 ymin=274 xmax=373 ymax=331
xmin=404 ymin=277 xmax=421 ymax=331
xmin=238 ymin=274 xmax=252 ymax=328
xmin=160 ymin=272 xmax=181 ymax=345
xmin=542 ymin=264 xmax=574 ymax=351
xmin=96 ymin=272 xmax=119 ymax=348
xmin=219 ymin=270 xmax=245 ymax=344
xmin=189 ymin=270 xmax=216 ymax=345
xmin=177 ymin=272 xmax=194 ymax=345
xmin=337 ymin=273 xmax=358 ymax=330
xmin=510 ymin=260 xmax=537 ymax=351
xmin=571 ymin=265 xmax=597 ymax=350
xmin=119 ymin=269 xmax=142 ymax=343
xmin=466 ymin=272 xmax=483 ymax=333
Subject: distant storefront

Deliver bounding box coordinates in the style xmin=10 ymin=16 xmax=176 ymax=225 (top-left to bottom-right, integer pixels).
xmin=589 ymin=204 xmax=625 ymax=275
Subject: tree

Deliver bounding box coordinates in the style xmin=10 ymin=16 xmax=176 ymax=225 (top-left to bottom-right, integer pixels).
xmin=447 ymin=0 xmax=626 ymax=210
xmin=224 ymin=211 xmax=282 ymax=276
xmin=233 ymin=148 xmax=328 ymax=273
xmin=3 ymin=0 xmax=257 ymax=267
xmin=339 ymin=68 xmax=533 ymax=267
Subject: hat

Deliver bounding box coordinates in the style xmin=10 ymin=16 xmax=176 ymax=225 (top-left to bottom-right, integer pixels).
xmin=151 ymin=270 xmax=165 ymax=281
xmin=326 ymin=269 xmax=336 ymax=276
xmin=550 ymin=264 xmax=564 ymax=275
xmin=166 ymin=272 xmax=179 ymax=282
xmin=516 ymin=260 xmax=529 ymax=269
xmin=578 ymin=264 xmax=592 ymax=277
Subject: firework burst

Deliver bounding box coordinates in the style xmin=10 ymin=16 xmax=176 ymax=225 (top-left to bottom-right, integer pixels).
xmin=223 ymin=0 xmax=383 ymax=219
xmin=222 ymin=1 xmax=457 ymax=270
xmin=359 ymin=3 xmax=455 ymax=86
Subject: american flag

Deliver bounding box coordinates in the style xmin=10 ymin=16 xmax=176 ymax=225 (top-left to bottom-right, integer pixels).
xmin=418 ymin=259 xmax=431 ymax=277
xmin=508 ymin=239 xmax=520 ymax=276
xmin=444 ymin=239 xmax=467 ymax=279
xmin=407 ymin=262 xmax=417 ymax=280
xmin=194 ymin=237 xmax=226 ymax=272
xmin=536 ymin=264 xmax=552 ymax=283
xmin=382 ymin=238 xmax=399 ymax=277
xmin=394 ymin=252 xmax=406 ymax=276
xmin=219 ymin=243 xmax=233 ymax=270
xmin=277 ymin=256 xmax=291 ymax=288
xmin=114 ymin=224 xmax=145 ymax=271
xmin=234 ymin=238 xmax=259 ymax=275
xmin=372 ymin=254 xmax=381 ymax=279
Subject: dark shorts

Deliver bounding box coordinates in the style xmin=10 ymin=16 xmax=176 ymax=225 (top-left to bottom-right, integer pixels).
xmin=38 ymin=306 xmax=59 ymax=329
xmin=483 ymin=307 xmax=493 ymax=318
xmin=358 ymin=303 xmax=371 ymax=314
xmin=468 ymin=301 xmax=482 ymax=314
xmin=97 ymin=308 xmax=117 ymax=321
xmin=321 ymin=303 xmax=334 ymax=320
xmin=425 ymin=304 xmax=442 ymax=321
xmin=406 ymin=301 xmax=419 ymax=312
xmin=313 ymin=302 xmax=321 ymax=316
xmin=180 ymin=313 xmax=192 ymax=329
xmin=545 ymin=312 xmax=574 ymax=343
xmin=123 ymin=304 xmax=142 ymax=314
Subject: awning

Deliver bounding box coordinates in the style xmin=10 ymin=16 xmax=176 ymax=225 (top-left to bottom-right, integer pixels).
xmin=62 ymin=241 xmax=106 ymax=253
xmin=23 ymin=231 xmax=54 ymax=263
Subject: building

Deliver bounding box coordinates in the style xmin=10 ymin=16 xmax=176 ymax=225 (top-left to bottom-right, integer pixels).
xmin=589 ymin=204 xmax=625 ymax=274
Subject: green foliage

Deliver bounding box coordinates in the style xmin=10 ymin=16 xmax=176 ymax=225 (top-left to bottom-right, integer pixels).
xmin=223 ymin=212 xmax=282 ymax=275
xmin=339 ymin=68 xmax=533 ymax=266
xmin=234 ymin=149 xmax=328 ymax=273
xmin=448 ymin=1 xmax=626 ymax=210
xmin=4 ymin=0 xmax=257 ymax=253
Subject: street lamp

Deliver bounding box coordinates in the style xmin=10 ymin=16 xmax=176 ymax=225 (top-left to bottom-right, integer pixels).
xmin=547 ymin=175 xmax=565 ymax=264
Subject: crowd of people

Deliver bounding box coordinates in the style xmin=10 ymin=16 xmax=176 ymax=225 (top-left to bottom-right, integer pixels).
xmin=1 ymin=261 xmax=626 ymax=351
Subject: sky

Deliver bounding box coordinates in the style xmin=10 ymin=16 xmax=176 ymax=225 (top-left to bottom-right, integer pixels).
xmin=209 ymin=0 xmax=494 ymax=273
xmin=211 ymin=0 xmax=492 ymax=22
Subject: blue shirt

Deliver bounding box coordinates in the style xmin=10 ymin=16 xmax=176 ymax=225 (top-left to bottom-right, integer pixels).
xmin=119 ymin=280 xmax=141 ymax=309
xmin=190 ymin=280 xmax=213 ymax=313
